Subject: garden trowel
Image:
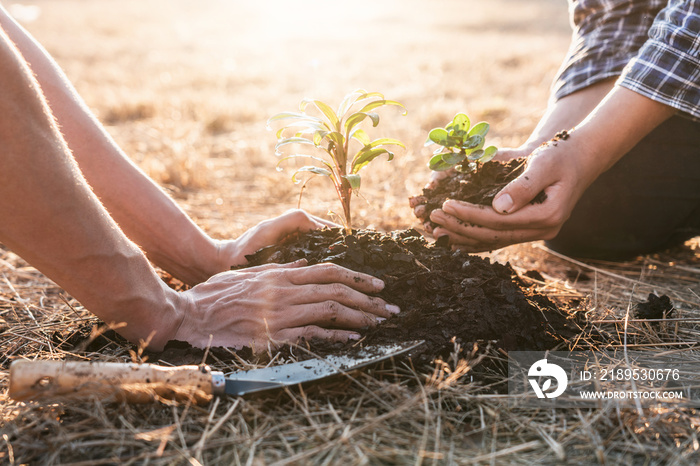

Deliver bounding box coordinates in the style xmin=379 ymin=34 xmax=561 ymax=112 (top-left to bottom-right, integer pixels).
xmin=9 ymin=340 xmax=423 ymax=404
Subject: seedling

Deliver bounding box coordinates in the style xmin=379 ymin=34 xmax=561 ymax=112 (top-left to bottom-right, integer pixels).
xmin=425 ymin=113 xmax=497 ymax=173
xmin=268 ymin=90 xmax=406 ymax=232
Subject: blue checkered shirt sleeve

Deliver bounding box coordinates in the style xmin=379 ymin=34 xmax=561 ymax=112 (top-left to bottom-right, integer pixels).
xmin=554 ymin=0 xmax=700 ymax=120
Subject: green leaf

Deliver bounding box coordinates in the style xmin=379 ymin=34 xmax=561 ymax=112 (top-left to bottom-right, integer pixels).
xmin=365 ymin=112 xmax=380 ymax=127
xmin=342 ymin=112 xmax=380 ymax=137
xmin=271 ymin=118 xmax=328 ymax=138
xmin=275 ymin=137 xmax=316 ymax=151
xmin=300 ymin=99 xmax=340 ymax=130
xmin=313 ymin=130 xmax=329 ymax=146
xmin=449 ymin=128 xmax=467 ymax=140
xmin=463 ymin=134 xmax=484 ymax=150
xmin=357 ymin=99 xmax=407 ymax=116
xmin=427 ymin=128 xmax=449 ymax=146
xmin=336 ymin=91 xmax=388 ymax=119
xmin=293 ymin=128 xmax=316 ymax=138
xmin=267 ymin=111 xmax=324 ymax=124
xmin=361 ymin=137 xmax=405 ymax=151
xmin=336 ymin=89 xmax=366 ymax=118
xmin=349 ymin=128 xmax=370 ymax=146
xmin=468 ymin=121 xmax=490 ymax=137
xmin=355 ymin=91 xmax=384 ymax=101
xmin=291 ymin=166 xmax=333 ymax=184
xmin=428 ymin=153 xmax=453 ymax=171
xmin=324 ymin=131 xmax=345 ymax=150
xmin=467 ymin=149 xmax=484 ymax=161
xmin=478 ymin=146 xmax=498 ymax=163
xmin=441 ymin=152 xmax=465 ymax=164
xmin=343 ymin=174 xmax=361 ymax=190
xmin=347 ymin=91 xmax=385 ymax=110
xmin=351 ymin=147 xmax=394 ymax=173
xmin=268 ymin=111 xmax=302 ymax=122
xmin=344 ymin=112 xmax=373 ymax=135
xmin=451 ymin=113 xmax=470 ymax=133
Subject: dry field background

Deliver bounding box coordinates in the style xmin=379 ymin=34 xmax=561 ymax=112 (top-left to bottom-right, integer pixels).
xmin=1 ymin=0 xmax=699 ymax=464
xmin=13 ymin=0 xmax=572 ymax=235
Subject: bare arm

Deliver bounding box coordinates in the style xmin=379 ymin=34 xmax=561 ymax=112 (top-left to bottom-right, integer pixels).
xmin=514 ymin=78 xmax=617 ymax=155
xmin=0 ymin=6 xmax=228 ymax=285
xmin=0 ymin=27 xmax=182 ymax=348
xmin=430 ymin=86 xmax=676 ymax=250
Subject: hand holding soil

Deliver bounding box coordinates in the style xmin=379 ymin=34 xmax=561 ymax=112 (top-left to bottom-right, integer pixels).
xmin=429 ymin=132 xmax=594 ymax=252
xmin=172 ymin=260 xmax=399 ymax=350
xmin=425 ymin=86 xmax=678 ymax=253
xmin=409 ymin=146 xmax=532 ymax=233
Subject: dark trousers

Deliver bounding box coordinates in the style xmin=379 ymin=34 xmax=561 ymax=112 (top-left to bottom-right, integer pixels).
xmin=546 ymin=115 xmax=700 ymax=260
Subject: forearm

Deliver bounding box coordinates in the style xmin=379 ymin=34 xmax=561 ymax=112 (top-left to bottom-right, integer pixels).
xmin=0 ymin=32 xmax=182 ymax=349
xmin=569 ymin=85 xmax=676 ymax=177
xmin=0 ymin=7 xmax=221 ymax=284
xmin=521 ymin=78 xmax=617 ymax=152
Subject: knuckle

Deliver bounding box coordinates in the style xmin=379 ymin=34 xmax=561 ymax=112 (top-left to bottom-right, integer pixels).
xmin=286 ymin=208 xmax=308 ymax=221
xmin=301 ymin=325 xmax=323 ymax=340
xmin=367 ymin=296 xmax=385 ymax=311
xmin=309 ymin=262 xmax=337 ymax=277
xmin=328 ymin=283 xmax=350 ymax=299
xmin=263 ymin=269 xmax=289 ymax=285
xmin=320 ymin=262 xmax=342 ymax=274
xmin=322 ymin=300 xmax=341 ymax=322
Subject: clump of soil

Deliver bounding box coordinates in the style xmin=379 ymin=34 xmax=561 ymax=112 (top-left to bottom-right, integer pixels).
xmin=410 ymin=158 xmax=547 ymax=228
xmin=634 ymin=293 xmax=674 ymax=320
xmin=241 ymin=228 xmax=579 ymax=364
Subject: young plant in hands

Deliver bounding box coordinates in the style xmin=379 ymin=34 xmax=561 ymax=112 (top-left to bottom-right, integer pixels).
xmin=268 ymin=90 xmax=406 ymax=233
xmin=426 ymin=113 xmax=498 ymax=174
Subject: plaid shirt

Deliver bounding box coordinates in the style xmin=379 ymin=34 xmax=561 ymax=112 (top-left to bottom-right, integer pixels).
xmin=553 ymin=0 xmax=700 ymax=119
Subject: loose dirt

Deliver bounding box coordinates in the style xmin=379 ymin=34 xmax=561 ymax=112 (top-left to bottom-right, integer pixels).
xmin=54 ymin=228 xmax=580 ymax=369
xmin=238 ymin=228 xmax=579 ymax=365
xmin=410 ymin=158 xmax=547 ymax=229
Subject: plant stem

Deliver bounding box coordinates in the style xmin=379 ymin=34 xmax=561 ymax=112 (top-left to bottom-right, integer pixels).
xmin=340 ymin=179 xmax=352 ymax=234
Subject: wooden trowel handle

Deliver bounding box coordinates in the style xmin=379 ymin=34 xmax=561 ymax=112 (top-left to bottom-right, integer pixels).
xmin=9 ymin=360 xmax=221 ymax=404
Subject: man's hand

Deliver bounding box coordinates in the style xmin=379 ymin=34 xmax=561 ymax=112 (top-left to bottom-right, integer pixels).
xmin=215 ymin=209 xmax=337 ymax=271
xmin=173 ymin=261 xmax=400 ymax=349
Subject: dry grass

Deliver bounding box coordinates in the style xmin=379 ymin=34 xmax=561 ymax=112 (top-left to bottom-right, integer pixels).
xmin=2 ymin=0 xmax=699 ymax=464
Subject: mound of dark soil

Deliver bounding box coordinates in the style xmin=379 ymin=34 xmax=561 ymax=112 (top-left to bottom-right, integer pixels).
xmin=241 ymin=228 xmax=579 ymax=364
xmin=58 ymin=228 xmax=579 ymax=370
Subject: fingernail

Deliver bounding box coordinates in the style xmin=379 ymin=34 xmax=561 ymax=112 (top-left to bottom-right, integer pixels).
xmin=386 ymin=304 xmax=400 ymax=314
xmin=493 ymin=193 xmax=513 ymax=213
xmin=372 ymin=278 xmax=385 ymax=289
xmin=376 ymin=317 xmax=386 ymax=323
xmin=430 ymin=210 xmax=445 ymax=222
xmin=442 ymin=201 xmax=455 ymax=215
xmin=348 ymin=333 xmax=361 ymax=340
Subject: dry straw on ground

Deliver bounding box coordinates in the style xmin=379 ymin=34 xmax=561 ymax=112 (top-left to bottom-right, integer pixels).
xmin=2 ymin=0 xmax=699 ymax=464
